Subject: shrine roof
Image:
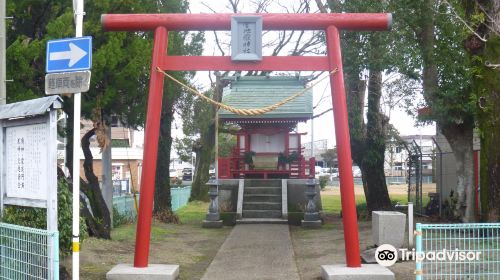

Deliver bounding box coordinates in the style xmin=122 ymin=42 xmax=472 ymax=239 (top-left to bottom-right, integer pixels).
xmin=219 ymin=75 xmax=313 ymax=120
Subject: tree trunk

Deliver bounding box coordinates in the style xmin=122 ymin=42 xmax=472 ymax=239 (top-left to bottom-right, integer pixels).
xmin=362 ymin=70 xmax=392 ymax=211
xmin=154 ymin=101 xmax=173 ymax=215
xmin=482 ymin=87 xmax=500 ymax=221
xmin=101 ymin=125 xmax=113 ymax=226
xmin=190 ymin=73 xmax=225 ymax=201
xmin=472 ymin=0 xmax=500 ymax=222
xmin=63 ymin=96 xmax=74 ymax=176
xmin=81 ymin=128 xmax=111 ymax=239
xmin=190 ymin=130 xmax=214 ymax=201
xmin=442 ymin=125 xmax=475 ymax=221
xmin=418 ymin=0 xmax=476 ymax=221
xmin=419 ymin=0 xmax=440 ymax=106
xmin=345 ymin=73 xmax=368 ymax=197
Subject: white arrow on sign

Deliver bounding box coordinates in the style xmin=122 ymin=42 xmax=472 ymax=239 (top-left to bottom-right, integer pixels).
xmin=49 ymin=43 xmax=87 ymax=67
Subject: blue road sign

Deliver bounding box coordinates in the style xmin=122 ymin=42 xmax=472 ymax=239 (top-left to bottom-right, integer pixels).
xmin=46 ymin=36 xmax=92 ymax=73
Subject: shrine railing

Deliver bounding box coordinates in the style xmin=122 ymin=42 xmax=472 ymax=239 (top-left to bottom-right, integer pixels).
xmin=218 ymin=154 xmax=315 ymax=179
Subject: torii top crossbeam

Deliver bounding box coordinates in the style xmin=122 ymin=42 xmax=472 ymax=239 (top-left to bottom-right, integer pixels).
xmin=102 ymin=13 xmax=392 ymax=72
xmin=101 ymin=12 xmax=391 ymax=269
xmin=102 ymin=13 xmax=391 ymax=31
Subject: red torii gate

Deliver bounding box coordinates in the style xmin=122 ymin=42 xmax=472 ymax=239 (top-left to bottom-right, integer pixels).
xmin=101 ymin=12 xmax=392 ymax=268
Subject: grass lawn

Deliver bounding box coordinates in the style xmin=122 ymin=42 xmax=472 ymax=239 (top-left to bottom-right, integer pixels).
xmin=321 ymin=193 xmax=409 ymax=215
xmin=175 ymin=200 xmax=209 ymax=224
xmin=66 ymin=200 xmax=231 ymax=280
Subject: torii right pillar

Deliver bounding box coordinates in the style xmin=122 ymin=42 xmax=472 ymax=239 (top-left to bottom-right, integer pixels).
xmin=321 ymin=24 xmax=395 ymax=280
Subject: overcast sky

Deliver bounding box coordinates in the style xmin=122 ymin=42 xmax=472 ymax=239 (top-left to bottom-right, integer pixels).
xmin=189 ymin=0 xmax=435 ymax=147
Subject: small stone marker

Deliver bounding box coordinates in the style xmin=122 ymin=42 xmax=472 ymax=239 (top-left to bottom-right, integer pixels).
xmin=372 ymin=211 xmax=406 ymax=248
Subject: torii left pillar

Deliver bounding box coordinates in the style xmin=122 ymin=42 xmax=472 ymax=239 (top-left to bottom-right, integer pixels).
xmin=102 ymin=12 xmax=394 ymax=280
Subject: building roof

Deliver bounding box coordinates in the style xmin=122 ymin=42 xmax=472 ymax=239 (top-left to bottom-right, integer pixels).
xmin=218 ymin=75 xmax=313 ymax=121
xmin=0 ymin=96 xmax=63 ymax=119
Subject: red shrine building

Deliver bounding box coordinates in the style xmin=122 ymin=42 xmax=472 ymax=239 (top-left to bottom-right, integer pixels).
xmin=217 ymin=75 xmax=315 ymax=179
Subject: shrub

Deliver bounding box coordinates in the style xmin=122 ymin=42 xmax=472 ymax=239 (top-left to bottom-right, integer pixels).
xmin=278 ymin=152 xmax=287 ymax=165
xmin=154 ymin=209 xmax=179 ymax=224
xmin=0 ymin=179 xmax=88 ymax=256
xmin=319 ymin=175 xmax=331 ymax=190
xmin=170 ymin=177 xmax=182 ymax=185
xmin=112 ymin=206 xmax=135 ymax=227
xmin=287 ymin=151 xmax=299 ymax=163
xmin=243 ymin=151 xmax=256 ymax=164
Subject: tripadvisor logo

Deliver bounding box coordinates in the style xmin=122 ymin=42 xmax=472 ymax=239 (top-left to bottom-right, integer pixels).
xmin=375 ymin=244 xmax=482 ymax=267
xmin=375 ymin=244 xmax=398 ymax=267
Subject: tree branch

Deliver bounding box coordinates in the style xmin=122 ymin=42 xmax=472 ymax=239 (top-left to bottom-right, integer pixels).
xmin=314 ymin=0 xmax=329 ymax=13
xmin=312 ymin=107 xmax=332 ymax=119
xmin=442 ymin=0 xmax=487 ymax=42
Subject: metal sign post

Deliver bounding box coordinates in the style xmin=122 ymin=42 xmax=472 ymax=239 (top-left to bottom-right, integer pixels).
xmin=71 ymin=1 xmax=85 ymax=279
xmin=43 ymin=1 xmax=90 ymax=278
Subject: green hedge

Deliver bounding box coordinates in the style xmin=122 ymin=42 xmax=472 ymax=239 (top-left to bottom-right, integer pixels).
xmin=1 ymin=179 xmax=88 ymax=255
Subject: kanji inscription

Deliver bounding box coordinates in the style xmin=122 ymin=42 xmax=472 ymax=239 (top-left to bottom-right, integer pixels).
xmin=5 ymin=123 xmax=49 ymax=200
xmin=231 ymin=16 xmax=262 ymax=61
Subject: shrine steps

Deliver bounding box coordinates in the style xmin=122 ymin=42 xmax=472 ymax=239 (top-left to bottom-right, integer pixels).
xmin=235 ymin=218 xmax=288 ymax=224
xmin=242 ymin=210 xmax=282 ymax=219
xmin=243 ymin=201 xmax=281 ymax=210
xmin=239 ymin=179 xmax=286 ymax=222
xmin=243 ymin=186 xmax=281 ymax=195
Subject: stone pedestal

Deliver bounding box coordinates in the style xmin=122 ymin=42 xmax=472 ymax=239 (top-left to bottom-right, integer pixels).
xmin=203 ymin=179 xmax=223 ymax=228
xmin=321 ymin=264 xmax=394 ymax=280
xmin=301 ymin=178 xmax=322 ymax=228
xmin=106 ymin=264 xmax=179 ymax=280
xmin=301 ymin=220 xmax=322 ymax=228
xmin=202 ymin=220 xmax=223 ymax=228
xmin=372 ymin=211 xmax=406 ymax=248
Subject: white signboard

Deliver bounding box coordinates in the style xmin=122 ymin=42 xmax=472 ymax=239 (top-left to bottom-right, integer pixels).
xmin=0 ymin=96 xmax=60 ymax=231
xmin=5 ymin=123 xmax=49 ymax=201
xmin=45 ymin=70 xmax=91 ymax=95
xmin=231 ymin=16 xmax=262 ymax=61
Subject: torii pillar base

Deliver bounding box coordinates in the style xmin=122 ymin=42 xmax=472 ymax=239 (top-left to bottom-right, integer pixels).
xmin=106 ymin=264 xmax=179 ymax=280
xmin=321 ymin=264 xmax=394 ymax=280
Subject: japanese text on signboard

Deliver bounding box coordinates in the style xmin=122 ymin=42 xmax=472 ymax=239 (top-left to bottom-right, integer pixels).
xmin=5 ymin=123 xmax=48 ymax=201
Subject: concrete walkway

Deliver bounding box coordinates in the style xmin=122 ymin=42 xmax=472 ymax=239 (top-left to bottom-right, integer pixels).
xmin=201 ymin=224 xmax=300 ymax=280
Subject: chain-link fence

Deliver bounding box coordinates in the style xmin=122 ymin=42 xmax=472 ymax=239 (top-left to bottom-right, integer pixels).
xmin=0 ymin=223 xmax=59 ymax=280
xmin=113 ymin=186 xmax=192 ymax=220
xmin=171 ymin=186 xmax=191 ymax=211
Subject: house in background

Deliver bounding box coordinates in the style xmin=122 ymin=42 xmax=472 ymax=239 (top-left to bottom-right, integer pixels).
xmin=53 ymin=118 xmax=146 ymax=194
xmin=303 ymin=139 xmax=335 ymax=168
xmin=77 ymin=119 xmax=144 ymax=193
xmin=384 ymin=134 xmax=436 ymax=178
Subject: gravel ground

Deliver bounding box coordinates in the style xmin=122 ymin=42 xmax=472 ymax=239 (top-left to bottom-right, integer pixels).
xmin=290 ymin=216 xmax=416 ymax=280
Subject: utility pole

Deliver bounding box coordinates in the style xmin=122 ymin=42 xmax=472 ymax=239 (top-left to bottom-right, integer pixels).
xmin=0 ymin=0 xmax=6 ymax=105
xmin=72 ymin=0 xmax=84 ymax=279
xmin=102 ymin=125 xmax=113 ymax=227
xmin=310 ymin=118 xmax=314 ymax=158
